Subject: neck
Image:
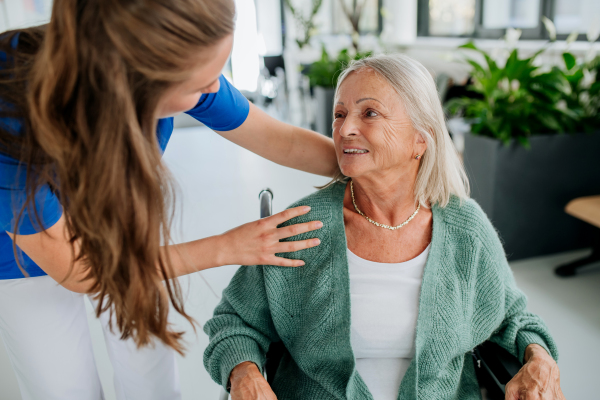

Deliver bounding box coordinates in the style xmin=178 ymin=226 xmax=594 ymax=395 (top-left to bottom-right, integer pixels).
xmin=351 ymin=168 xmax=419 ymax=226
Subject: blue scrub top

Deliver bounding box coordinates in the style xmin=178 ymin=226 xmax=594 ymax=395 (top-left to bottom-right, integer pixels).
xmin=0 ymin=74 xmax=249 ymax=279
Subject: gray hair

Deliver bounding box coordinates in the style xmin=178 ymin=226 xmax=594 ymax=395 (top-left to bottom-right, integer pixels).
xmin=329 ymin=53 xmax=469 ymax=208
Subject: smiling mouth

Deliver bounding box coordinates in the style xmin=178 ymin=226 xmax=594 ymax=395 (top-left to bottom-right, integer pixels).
xmin=343 ymin=149 xmax=369 ymax=154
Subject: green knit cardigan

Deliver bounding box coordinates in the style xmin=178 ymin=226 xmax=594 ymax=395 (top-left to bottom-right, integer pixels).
xmin=203 ymin=182 xmax=558 ymax=400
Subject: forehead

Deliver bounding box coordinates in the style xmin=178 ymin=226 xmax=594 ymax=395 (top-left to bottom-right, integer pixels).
xmin=185 ymin=34 xmax=233 ymax=86
xmin=336 ymin=68 xmax=398 ymax=102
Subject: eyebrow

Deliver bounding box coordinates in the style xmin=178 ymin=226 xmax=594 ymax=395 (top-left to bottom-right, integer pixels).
xmin=356 ymin=97 xmax=383 ymax=105
xmin=336 ymin=98 xmax=384 ymax=106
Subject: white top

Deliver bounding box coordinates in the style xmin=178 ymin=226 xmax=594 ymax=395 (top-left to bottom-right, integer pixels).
xmin=348 ymin=244 xmax=430 ymax=400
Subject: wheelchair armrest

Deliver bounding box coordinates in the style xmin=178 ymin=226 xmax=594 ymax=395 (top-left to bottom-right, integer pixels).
xmin=472 ymin=341 xmax=523 ymax=399
xmin=264 ymin=341 xmax=286 ymax=385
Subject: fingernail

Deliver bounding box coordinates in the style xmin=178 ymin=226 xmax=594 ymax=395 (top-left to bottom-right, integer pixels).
xmin=298 ymin=261 xmax=306 ymax=266
xmin=316 ymin=221 xmax=323 ymax=228
xmin=313 ymin=239 xmax=321 ymax=246
xmin=303 ymin=206 xmax=311 ymax=213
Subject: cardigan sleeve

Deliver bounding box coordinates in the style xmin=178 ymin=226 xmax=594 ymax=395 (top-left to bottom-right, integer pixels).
xmin=482 ymin=244 xmax=559 ymax=364
xmin=203 ymin=264 xmax=280 ymax=390
xmin=459 ymin=198 xmax=559 ymax=364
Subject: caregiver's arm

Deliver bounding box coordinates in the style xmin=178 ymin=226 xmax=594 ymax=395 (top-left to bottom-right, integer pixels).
xmin=9 ymin=206 xmax=322 ymax=293
xmin=215 ymin=103 xmax=339 ymax=177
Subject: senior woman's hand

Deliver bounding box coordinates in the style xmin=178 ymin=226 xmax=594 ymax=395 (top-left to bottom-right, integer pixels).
xmin=229 ymin=361 xmax=277 ymax=400
xmin=505 ymin=344 xmax=565 ymax=400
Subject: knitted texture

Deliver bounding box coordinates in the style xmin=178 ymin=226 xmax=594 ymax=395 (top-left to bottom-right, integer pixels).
xmin=203 ymin=182 xmax=558 ymax=400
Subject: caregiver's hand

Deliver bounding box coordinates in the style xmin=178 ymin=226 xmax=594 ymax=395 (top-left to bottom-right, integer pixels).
xmin=505 ymin=344 xmax=565 ymax=400
xmin=218 ymin=206 xmax=322 ymax=267
xmin=229 ymin=362 xmax=277 ymax=400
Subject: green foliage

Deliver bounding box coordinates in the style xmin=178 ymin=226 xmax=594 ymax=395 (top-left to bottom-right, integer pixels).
xmin=304 ymin=47 xmax=372 ymax=88
xmin=552 ymin=52 xmax=600 ymax=134
xmin=447 ymin=42 xmax=600 ymax=146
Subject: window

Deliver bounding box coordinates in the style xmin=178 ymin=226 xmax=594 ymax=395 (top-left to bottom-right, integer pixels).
xmin=427 ymin=0 xmax=476 ymax=36
xmin=418 ymin=0 xmax=600 ymax=40
xmin=553 ymin=0 xmax=600 ymax=39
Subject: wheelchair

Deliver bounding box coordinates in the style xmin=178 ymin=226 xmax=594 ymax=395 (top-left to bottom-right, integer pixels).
xmin=218 ymin=189 xmax=522 ymax=400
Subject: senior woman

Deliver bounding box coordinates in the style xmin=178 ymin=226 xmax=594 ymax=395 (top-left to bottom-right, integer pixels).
xmin=203 ymin=54 xmax=565 ymax=400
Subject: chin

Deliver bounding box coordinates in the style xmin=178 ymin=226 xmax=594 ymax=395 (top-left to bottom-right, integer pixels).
xmin=339 ymin=165 xmax=364 ymax=178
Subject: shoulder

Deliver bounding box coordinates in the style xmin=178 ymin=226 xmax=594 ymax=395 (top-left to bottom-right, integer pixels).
xmin=0 ymin=31 xmax=20 ymax=63
xmin=273 ymin=182 xmax=345 ymax=265
xmin=184 ymin=75 xmax=249 ymax=131
xmin=434 ymin=195 xmax=505 ymax=259
xmin=278 ymin=182 xmax=344 ymax=229
xmin=156 ymin=118 xmax=174 ymax=151
xmin=435 ymin=196 xmax=490 ymax=230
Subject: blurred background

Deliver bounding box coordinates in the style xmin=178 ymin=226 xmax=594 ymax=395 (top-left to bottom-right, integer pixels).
xmin=0 ymin=0 xmax=599 ymax=399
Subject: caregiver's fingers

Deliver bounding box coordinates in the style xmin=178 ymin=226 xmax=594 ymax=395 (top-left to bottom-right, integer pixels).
xmin=277 ymin=238 xmax=321 ymax=255
xmin=261 ymin=237 xmax=321 ymax=267
xmin=276 ymin=220 xmax=323 ymax=240
xmin=269 ymin=206 xmax=311 ymax=225
xmin=267 ymin=239 xmax=321 ymax=267
xmin=268 ymin=256 xmax=306 ymax=267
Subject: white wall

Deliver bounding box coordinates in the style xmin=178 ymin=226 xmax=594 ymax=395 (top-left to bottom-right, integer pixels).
xmin=255 ymin=0 xmax=283 ymax=56
xmin=0 ymin=0 xmax=53 ymax=31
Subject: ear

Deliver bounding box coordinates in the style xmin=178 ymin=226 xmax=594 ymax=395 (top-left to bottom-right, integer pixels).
xmin=414 ymin=131 xmax=428 ymax=155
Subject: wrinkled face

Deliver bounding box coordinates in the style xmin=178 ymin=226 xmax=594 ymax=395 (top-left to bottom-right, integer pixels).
xmin=333 ymin=68 xmax=426 ymax=179
xmin=156 ymin=34 xmax=234 ymax=118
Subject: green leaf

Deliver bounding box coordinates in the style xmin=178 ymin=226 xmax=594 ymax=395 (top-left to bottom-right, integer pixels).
xmin=304 ymin=48 xmax=371 ymax=89
xmin=517 ymin=136 xmax=531 ymax=149
xmin=565 ymin=69 xmax=584 ymax=85
xmin=321 ymin=46 xmax=329 ymax=61
xmin=562 ymin=53 xmax=576 ymax=70
xmin=459 ymin=41 xmax=498 ymax=72
xmin=589 ymin=81 xmax=600 ymax=96
xmin=538 ymin=112 xmax=561 ymax=131
xmin=466 ymin=59 xmax=486 ymax=77
xmin=458 ymin=41 xmax=478 ymax=50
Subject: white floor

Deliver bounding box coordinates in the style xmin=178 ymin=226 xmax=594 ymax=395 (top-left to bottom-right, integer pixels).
xmin=0 ymin=126 xmax=599 ymax=399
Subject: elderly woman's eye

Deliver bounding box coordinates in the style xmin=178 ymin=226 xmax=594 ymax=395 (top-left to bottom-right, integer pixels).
xmin=365 ymin=110 xmax=379 ymax=117
xmin=334 ymin=112 xmax=345 ymax=119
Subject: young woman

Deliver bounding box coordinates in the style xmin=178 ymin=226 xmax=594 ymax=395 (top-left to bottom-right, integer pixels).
xmin=0 ymin=0 xmax=335 ymax=399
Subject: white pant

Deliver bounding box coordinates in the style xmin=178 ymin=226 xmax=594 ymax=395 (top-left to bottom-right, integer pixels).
xmin=0 ymin=275 xmax=181 ymax=400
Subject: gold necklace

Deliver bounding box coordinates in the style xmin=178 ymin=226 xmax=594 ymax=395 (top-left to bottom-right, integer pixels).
xmin=350 ymin=180 xmax=420 ymax=231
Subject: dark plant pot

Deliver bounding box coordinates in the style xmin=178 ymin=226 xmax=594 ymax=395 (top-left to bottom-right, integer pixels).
xmin=464 ymin=132 xmax=600 ymax=261
xmin=314 ymin=86 xmax=335 ymax=137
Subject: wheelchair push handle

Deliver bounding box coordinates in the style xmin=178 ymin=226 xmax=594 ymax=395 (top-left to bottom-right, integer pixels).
xmin=259 ymin=188 xmax=273 ymax=219
xmin=217 ymin=188 xmax=275 ymax=400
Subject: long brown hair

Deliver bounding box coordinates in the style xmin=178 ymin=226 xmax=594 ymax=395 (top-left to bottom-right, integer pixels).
xmin=0 ymin=0 xmax=235 ymax=353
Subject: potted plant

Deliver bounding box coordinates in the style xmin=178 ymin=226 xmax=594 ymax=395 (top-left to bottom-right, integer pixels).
xmin=284 ymin=0 xmax=324 ymax=49
xmin=447 ymin=37 xmax=600 ymax=260
xmin=337 ymin=0 xmax=370 ymax=51
xmin=304 ymin=47 xmax=371 ymax=136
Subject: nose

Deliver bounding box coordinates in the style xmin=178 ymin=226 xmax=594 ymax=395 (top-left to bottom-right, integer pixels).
xmin=337 ymin=114 xmax=360 ymax=138
xmin=204 ymin=79 xmax=220 ymax=94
